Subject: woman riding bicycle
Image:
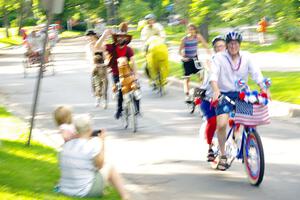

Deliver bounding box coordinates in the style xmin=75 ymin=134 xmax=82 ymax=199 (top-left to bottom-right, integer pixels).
xmin=209 ymin=31 xmax=270 ymax=170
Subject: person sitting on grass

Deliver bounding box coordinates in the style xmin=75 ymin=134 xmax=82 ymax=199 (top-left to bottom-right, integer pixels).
xmin=58 ymin=114 xmax=130 ymax=200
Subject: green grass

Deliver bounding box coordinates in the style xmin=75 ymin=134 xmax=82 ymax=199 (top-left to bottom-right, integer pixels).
xmin=248 ymin=71 xmax=300 ymax=104
xmin=0 ymin=28 xmax=23 ymax=48
xmin=59 ymin=30 xmax=84 ymax=39
xmin=0 ymin=106 xmax=121 ymax=200
xmin=242 ymin=40 xmax=300 ymax=54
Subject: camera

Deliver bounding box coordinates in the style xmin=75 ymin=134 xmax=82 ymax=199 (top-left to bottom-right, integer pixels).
xmin=92 ymin=129 xmax=102 ymax=136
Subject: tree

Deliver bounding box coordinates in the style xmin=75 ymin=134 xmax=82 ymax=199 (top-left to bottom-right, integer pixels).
xmin=189 ymin=0 xmax=225 ymax=41
xmin=119 ymin=0 xmax=150 ymax=23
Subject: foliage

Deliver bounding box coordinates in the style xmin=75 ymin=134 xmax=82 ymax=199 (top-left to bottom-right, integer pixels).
xmin=119 ymin=0 xmax=150 ymax=23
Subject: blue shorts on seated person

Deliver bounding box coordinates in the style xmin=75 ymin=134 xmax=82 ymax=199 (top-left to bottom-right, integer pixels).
xmin=215 ymin=92 xmax=239 ymax=116
xmin=200 ymin=99 xmax=216 ymax=119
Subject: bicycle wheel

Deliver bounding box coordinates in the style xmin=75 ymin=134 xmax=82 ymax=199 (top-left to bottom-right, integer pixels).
xmin=243 ymin=129 xmax=265 ymax=186
xmin=129 ymin=96 xmax=137 ymax=133
xmin=186 ymin=101 xmax=195 ymax=114
xmin=122 ymin=104 xmax=129 ymax=129
xmin=23 ymin=59 xmax=28 ymax=78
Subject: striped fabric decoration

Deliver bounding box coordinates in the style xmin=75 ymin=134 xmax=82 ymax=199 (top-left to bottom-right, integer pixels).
xmin=234 ymin=100 xmax=270 ymax=126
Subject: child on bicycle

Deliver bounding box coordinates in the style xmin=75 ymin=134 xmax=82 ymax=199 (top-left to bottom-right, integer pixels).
xmin=54 ymin=106 xmax=77 ymax=143
xmin=92 ymin=52 xmax=108 ymax=108
xmin=199 ymin=35 xmax=226 ymax=162
xmin=179 ymin=23 xmax=212 ymax=103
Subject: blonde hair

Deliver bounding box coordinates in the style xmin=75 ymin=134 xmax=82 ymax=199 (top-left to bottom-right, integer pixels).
xmin=74 ymin=114 xmax=92 ymax=134
xmin=54 ymin=106 xmax=72 ymax=126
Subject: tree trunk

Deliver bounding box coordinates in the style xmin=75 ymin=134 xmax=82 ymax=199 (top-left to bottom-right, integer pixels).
xmin=18 ymin=0 xmax=25 ymax=35
xmin=3 ymin=4 xmax=9 ymax=38
xmin=199 ymin=16 xmax=210 ymax=42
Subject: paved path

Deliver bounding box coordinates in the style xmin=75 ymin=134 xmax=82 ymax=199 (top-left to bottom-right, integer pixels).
xmin=1 ymin=38 xmax=300 ymax=200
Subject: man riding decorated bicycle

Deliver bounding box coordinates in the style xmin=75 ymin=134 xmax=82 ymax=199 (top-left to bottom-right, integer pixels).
xmin=209 ymin=31 xmax=270 ymax=170
xmin=141 ymin=14 xmax=169 ymax=92
xmin=95 ymin=28 xmax=140 ymax=119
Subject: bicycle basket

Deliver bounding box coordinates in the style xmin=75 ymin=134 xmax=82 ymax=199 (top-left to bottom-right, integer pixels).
xmin=234 ymin=100 xmax=270 ymax=126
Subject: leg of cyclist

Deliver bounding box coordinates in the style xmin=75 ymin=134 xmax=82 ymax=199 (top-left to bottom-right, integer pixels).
xmin=103 ymin=76 xmax=108 ymax=109
xmin=200 ymin=99 xmax=217 ymax=161
xmin=183 ymin=77 xmax=190 ymax=100
xmin=146 ymin=51 xmax=156 ymax=88
xmin=216 ymin=113 xmax=229 ymax=169
xmin=112 ymin=75 xmax=123 ymax=119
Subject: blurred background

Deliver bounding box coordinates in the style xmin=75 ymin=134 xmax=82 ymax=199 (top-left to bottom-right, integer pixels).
xmin=0 ymin=0 xmax=299 ymax=47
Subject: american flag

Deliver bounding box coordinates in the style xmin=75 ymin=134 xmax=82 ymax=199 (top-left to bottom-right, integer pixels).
xmin=234 ymin=100 xmax=270 ymax=126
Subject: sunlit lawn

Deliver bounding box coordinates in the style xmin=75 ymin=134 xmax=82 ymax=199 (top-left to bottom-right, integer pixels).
xmin=59 ymin=30 xmax=84 ymax=39
xmin=0 ymin=28 xmax=23 ymax=48
xmin=0 ymin=106 xmax=120 ymax=200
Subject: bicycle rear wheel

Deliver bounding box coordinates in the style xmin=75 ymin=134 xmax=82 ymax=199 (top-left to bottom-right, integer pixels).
xmin=243 ymin=129 xmax=265 ymax=186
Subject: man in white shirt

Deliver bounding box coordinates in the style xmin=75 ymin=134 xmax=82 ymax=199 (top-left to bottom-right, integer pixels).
xmin=209 ymin=31 xmax=269 ymax=170
xmin=140 ymin=14 xmax=166 ymax=42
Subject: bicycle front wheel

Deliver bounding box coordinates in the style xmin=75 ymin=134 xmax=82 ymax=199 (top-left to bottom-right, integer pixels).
xmin=243 ymin=129 xmax=265 ymax=186
xmin=129 ymin=97 xmax=137 ymax=133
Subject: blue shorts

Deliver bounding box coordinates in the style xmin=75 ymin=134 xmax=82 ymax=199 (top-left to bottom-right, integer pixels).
xmin=200 ymin=99 xmax=216 ymax=119
xmin=215 ymin=92 xmax=239 ymax=116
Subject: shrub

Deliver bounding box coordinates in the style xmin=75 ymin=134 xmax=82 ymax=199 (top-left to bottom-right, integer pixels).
xmin=277 ymin=20 xmax=300 ymax=42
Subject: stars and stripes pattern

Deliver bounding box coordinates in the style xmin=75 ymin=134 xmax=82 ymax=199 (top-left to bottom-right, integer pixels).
xmin=234 ymin=100 xmax=270 ymax=126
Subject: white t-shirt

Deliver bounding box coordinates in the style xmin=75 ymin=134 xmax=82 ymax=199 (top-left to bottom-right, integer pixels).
xmin=59 ymin=137 xmax=102 ymax=197
xmin=209 ymin=50 xmax=264 ymax=92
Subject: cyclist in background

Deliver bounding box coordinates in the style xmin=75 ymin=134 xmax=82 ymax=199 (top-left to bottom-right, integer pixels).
xmin=179 ymin=23 xmax=212 ymax=102
xmin=141 ymin=14 xmax=166 ymax=42
xmin=145 ymin=35 xmax=169 ymax=90
xmin=199 ymin=35 xmax=226 ymax=162
xmin=209 ymin=31 xmax=269 ymax=170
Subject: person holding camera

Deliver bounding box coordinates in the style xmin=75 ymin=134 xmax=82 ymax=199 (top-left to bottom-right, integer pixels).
xmin=58 ymin=114 xmax=130 ymax=200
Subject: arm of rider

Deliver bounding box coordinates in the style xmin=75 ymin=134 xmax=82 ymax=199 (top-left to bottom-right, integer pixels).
xmin=210 ymin=80 xmax=221 ymax=102
xmin=94 ymin=130 xmax=105 ymax=169
xmin=197 ymin=34 xmax=212 ymax=56
xmin=94 ymin=29 xmax=112 ymax=50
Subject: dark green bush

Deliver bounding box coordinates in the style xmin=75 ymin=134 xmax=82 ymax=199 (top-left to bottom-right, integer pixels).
xmin=277 ymin=21 xmax=300 ymax=42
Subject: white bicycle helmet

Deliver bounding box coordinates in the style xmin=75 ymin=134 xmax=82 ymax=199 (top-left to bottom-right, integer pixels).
xmin=225 ymin=31 xmax=243 ymax=43
xmin=145 ymin=14 xmax=156 ymax=20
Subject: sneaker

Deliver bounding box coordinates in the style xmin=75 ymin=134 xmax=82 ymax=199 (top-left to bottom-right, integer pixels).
xmin=207 ymin=149 xmax=215 ymax=162
xmin=185 ymin=95 xmax=193 ymax=103
xmin=217 ymin=155 xmax=229 ymax=171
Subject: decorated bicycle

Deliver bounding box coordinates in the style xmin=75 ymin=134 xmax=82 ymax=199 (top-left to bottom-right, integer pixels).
xmin=209 ymin=78 xmax=271 ymax=186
